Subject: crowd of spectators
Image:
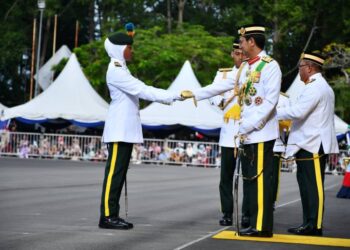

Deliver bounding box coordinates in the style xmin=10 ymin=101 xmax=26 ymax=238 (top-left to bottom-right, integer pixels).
xmin=131 ymin=142 xmax=221 ymax=167
xmin=1 ymin=129 xmax=349 ymax=171
xmin=0 ymin=130 xmax=221 ymax=167
xmin=0 ymin=131 xmax=108 ymax=161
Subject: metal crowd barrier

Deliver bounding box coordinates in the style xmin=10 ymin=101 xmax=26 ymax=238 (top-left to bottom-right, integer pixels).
xmin=0 ymin=131 xmax=347 ymax=173
xmin=0 ymin=131 xmax=220 ymax=167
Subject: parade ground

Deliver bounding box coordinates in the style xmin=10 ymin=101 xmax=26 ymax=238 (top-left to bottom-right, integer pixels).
xmin=0 ymin=158 xmax=349 ymax=250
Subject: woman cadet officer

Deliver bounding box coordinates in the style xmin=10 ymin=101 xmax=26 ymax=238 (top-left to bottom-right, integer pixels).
xmin=99 ymin=29 xmax=180 ymax=230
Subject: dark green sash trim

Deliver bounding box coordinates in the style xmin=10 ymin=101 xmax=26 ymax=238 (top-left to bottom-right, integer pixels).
xmin=244 ymin=60 xmax=267 ymax=96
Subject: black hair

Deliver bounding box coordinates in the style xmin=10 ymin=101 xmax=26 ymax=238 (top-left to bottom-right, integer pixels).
xmin=245 ymin=34 xmax=265 ymax=50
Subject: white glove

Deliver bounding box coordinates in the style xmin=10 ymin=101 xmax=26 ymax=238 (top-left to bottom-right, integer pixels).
xmin=238 ymin=121 xmax=255 ymax=135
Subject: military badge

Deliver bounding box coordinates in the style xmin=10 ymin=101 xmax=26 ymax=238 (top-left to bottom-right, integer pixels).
xmin=239 ymin=27 xmax=246 ymax=36
xmin=244 ymin=97 xmax=252 ymax=106
xmin=114 ymin=61 xmax=122 ymax=67
xmin=255 ymin=96 xmax=263 ymax=105
xmin=251 ymin=71 xmax=261 ymax=83
xmin=249 ymin=87 xmax=257 ymax=96
xmin=262 ymin=56 xmax=273 ymax=63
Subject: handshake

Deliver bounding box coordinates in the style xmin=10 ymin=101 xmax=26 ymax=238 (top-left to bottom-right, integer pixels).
xmin=179 ymin=90 xmax=197 ymax=107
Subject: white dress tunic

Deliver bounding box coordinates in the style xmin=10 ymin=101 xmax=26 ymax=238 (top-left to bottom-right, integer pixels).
xmin=277 ymin=73 xmax=339 ymax=156
xmin=238 ymin=50 xmax=282 ymax=144
xmin=207 ymin=67 xmax=241 ymax=148
xmin=102 ymin=39 xmax=178 ymax=143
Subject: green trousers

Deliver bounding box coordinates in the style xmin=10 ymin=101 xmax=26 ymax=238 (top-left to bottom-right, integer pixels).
xmin=272 ymin=152 xmax=282 ymax=203
xmin=100 ymin=142 xmax=133 ymax=217
xmin=219 ymin=146 xmax=237 ymax=215
xmin=241 ymin=140 xmax=274 ymax=232
xmin=296 ymin=147 xmax=326 ymax=229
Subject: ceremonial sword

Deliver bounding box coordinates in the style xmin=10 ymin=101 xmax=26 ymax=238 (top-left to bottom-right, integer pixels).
xmin=233 ymin=136 xmax=244 ymax=236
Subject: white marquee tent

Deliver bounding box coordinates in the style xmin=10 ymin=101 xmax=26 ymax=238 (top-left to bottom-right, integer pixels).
xmin=35 ymin=45 xmax=72 ymax=91
xmin=286 ymin=75 xmax=349 ymax=136
xmin=2 ymin=53 xmax=108 ymax=127
xmin=140 ymin=60 xmax=223 ymax=133
xmin=0 ymin=102 xmax=7 ymax=112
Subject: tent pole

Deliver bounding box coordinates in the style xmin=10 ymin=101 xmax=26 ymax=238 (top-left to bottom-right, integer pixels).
xmin=52 ymin=14 xmax=57 ymax=55
xmin=75 ymin=20 xmax=79 ymax=48
xmin=30 ymin=18 xmax=37 ymax=100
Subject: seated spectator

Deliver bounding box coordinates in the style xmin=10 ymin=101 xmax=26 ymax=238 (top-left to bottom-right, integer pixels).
xmin=185 ymin=143 xmax=194 ymax=163
xmin=158 ymin=147 xmax=169 ymax=164
xmin=19 ymin=136 xmax=29 ymax=159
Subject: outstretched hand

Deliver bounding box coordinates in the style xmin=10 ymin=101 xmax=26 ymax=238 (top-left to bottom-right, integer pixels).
xmin=180 ymin=90 xmax=194 ymax=99
xmin=180 ymin=90 xmax=197 ymax=107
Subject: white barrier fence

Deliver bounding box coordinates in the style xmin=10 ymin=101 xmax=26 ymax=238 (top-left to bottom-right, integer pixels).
xmin=0 ymin=131 xmax=220 ymax=167
xmin=0 ymin=131 xmax=347 ymax=173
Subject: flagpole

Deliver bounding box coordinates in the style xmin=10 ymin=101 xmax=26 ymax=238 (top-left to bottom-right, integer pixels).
xmin=30 ymin=18 xmax=37 ymax=100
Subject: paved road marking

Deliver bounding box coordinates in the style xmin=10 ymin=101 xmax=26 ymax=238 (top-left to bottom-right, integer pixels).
xmin=173 ymin=182 xmax=340 ymax=249
xmin=276 ymin=183 xmax=339 ymax=208
xmin=174 ymin=226 xmax=230 ymax=250
xmin=213 ymin=231 xmax=350 ymax=248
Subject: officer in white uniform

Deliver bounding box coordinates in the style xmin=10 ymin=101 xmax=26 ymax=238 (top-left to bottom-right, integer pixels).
xmin=236 ymin=25 xmax=281 ymax=238
xmin=277 ymin=52 xmax=339 ymax=236
xmin=99 ymin=31 xmax=180 ymax=230
xmin=206 ymin=41 xmax=248 ymax=227
xmin=180 ymin=40 xmax=249 ymax=227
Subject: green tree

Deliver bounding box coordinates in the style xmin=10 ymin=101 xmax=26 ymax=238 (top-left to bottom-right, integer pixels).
xmin=323 ymin=43 xmax=350 ymax=123
xmin=75 ymin=24 xmax=233 ymax=105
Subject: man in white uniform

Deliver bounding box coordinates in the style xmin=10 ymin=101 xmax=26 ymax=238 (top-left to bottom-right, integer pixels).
xmin=181 ymin=40 xmax=251 ymax=228
xmin=99 ymin=31 xmax=180 ymax=230
xmin=277 ymin=52 xmax=339 ymax=236
xmin=236 ymin=25 xmax=281 ymax=238
xmin=207 ymin=40 xmax=247 ymax=226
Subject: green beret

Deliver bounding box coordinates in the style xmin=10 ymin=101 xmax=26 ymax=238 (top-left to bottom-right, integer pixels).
xmin=108 ymin=32 xmax=133 ymax=45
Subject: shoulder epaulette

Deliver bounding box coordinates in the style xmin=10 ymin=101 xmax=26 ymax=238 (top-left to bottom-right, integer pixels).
xmin=114 ymin=61 xmax=122 ymax=67
xmin=280 ymin=92 xmax=289 ymax=98
xmin=262 ymin=56 xmax=273 ymax=63
xmin=219 ymin=68 xmax=232 ymax=72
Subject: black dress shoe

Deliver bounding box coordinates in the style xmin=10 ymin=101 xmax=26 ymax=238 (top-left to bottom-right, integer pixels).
xmin=239 ymin=226 xmax=273 ymax=237
xmin=287 ymin=223 xmax=307 ymax=234
xmin=99 ymin=216 xmax=133 ymax=230
xmin=118 ymin=217 xmax=134 ymax=229
xmin=291 ymin=224 xmax=322 ymax=236
xmin=241 ymin=216 xmax=250 ymax=228
xmin=219 ymin=215 xmax=232 ymax=226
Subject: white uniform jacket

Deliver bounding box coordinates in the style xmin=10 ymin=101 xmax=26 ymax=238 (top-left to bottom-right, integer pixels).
xmin=238 ymin=51 xmax=282 ymax=144
xmin=277 ymin=73 xmax=339 ymax=156
xmin=207 ymin=67 xmax=240 ymax=148
xmin=193 ymin=68 xmax=235 ymax=101
xmin=102 ymin=59 xmax=178 ymax=143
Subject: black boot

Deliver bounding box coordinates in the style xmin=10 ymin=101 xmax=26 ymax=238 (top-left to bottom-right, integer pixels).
xmin=287 ymin=223 xmax=307 ymax=234
xmin=239 ymin=226 xmax=273 ymax=237
xmin=219 ymin=214 xmax=232 ymax=226
xmin=288 ymin=223 xmax=322 ymax=236
xmin=241 ymin=215 xmax=250 ymax=228
xmin=99 ymin=216 xmax=133 ymax=230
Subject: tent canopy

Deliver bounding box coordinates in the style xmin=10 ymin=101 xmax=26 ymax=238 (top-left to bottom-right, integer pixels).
xmin=0 ymin=102 xmax=7 ymax=112
xmin=2 ymin=53 xmax=108 ymax=127
xmin=35 ymin=45 xmax=72 ymax=90
xmin=287 ymin=75 xmax=349 ymax=136
xmin=140 ymin=60 xmax=223 ymax=134
xmin=0 ymin=103 xmax=8 ymax=128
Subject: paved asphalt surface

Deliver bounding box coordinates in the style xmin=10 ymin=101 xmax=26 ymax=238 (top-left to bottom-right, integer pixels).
xmin=0 ymin=158 xmax=349 ymax=250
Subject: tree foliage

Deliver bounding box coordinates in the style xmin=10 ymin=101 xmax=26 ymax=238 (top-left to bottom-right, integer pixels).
xmin=75 ymin=24 xmax=232 ymax=103
xmin=0 ymin=0 xmax=350 ymax=122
